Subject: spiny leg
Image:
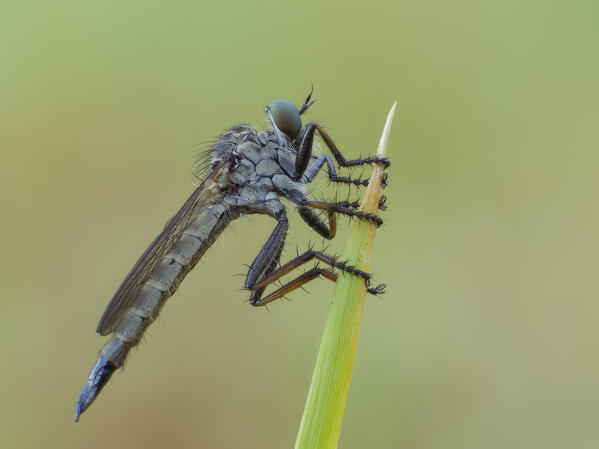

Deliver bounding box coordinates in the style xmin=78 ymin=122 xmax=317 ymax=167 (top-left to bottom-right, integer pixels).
xmin=247 ymin=250 xmax=386 ymax=307
xmin=296 ymin=194 xmax=385 ymax=246
xmin=294 ymin=121 xmax=390 ymax=179
xmin=298 ymin=206 xmax=336 ymax=239
xmin=302 ymin=154 xmax=388 ymax=188
xmin=252 ymin=248 xmax=372 ymax=289
xmin=322 ymin=197 xmax=388 ymax=212
xmin=245 ymin=213 xmax=288 ymax=303
xmin=299 ymin=199 xmax=383 ymax=227
xmin=250 ymin=268 xmax=334 ymax=307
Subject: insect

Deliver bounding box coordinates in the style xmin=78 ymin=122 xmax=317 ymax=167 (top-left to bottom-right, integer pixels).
xmin=75 ymin=91 xmax=389 ymax=421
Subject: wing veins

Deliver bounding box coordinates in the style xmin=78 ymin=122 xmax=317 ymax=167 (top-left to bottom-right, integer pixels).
xmin=96 ymin=164 xmax=225 ymax=335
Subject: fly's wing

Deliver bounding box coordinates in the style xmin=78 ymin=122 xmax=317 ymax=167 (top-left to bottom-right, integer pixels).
xmin=96 ymin=162 xmax=226 ymax=336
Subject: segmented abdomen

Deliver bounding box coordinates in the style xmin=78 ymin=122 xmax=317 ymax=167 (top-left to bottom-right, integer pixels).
xmin=100 ymin=203 xmax=231 ymax=368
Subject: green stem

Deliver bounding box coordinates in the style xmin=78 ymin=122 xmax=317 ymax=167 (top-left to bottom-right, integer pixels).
xmin=295 ymin=102 xmax=397 ymax=449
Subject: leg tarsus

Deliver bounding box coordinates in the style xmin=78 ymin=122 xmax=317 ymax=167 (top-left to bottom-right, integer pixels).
xmin=299 ymin=199 xmax=383 ymax=227
xmin=378 ymin=194 xmax=388 ymax=211
xmin=302 ymin=155 xmax=386 ymax=188
xmin=367 ymin=283 xmax=386 ymax=295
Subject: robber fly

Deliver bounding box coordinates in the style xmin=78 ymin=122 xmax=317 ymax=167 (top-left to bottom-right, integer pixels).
xmin=75 ymin=91 xmax=389 ymax=421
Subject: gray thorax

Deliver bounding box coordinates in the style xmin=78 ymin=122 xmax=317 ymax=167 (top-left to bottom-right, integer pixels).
xmin=210 ymin=125 xmax=307 ymax=217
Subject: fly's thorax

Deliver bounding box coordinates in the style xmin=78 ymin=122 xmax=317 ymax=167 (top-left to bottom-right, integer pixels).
xmin=275 ymin=149 xmax=297 ymax=179
xmin=237 ymin=139 xmax=271 ymax=165
xmin=222 ymin=176 xmax=279 ymax=209
xmin=211 ymin=125 xmax=303 ymax=207
xmin=234 ymin=134 xmax=297 ymax=182
xmin=228 ymin=158 xmax=255 ymax=186
xmin=254 ymin=158 xmax=282 ymax=177
xmin=272 ymin=174 xmax=306 ymax=204
xmin=227 ymin=194 xmax=285 ymax=218
xmin=209 ymin=124 xmax=254 ymax=165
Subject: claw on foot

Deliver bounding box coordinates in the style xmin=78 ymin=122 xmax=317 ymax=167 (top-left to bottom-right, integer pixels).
xmin=367 ymin=283 xmax=386 ymax=295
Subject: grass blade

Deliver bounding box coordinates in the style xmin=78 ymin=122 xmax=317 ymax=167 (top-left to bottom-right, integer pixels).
xmin=295 ymin=101 xmax=397 ymax=449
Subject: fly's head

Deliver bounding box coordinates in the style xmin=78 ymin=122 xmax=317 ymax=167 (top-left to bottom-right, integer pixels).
xmin=265 ymin=88 xmax=315 ymax=145
xmin=266 ymin=100 xmax=301 ymax=143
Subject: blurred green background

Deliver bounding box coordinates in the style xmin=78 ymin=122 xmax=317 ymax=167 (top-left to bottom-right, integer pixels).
xmin=2 ymin=0 xmax=598 ymax=448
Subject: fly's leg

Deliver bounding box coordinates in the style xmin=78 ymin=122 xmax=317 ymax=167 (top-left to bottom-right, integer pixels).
xmin=253 ymin=249 xmax=371 ymax=287
xmin=243 ymin=213 xmax=385 ymax=306
xmin=302 ymin=154 xmax=388 ymax=189
xmin=299 ymin=199 xmax=384 ymax=227
xmin=245 ymin=213 xmax=288 ymax=303
xmin=324 ymin=197 xmax=388 ymax=212
xmin=294 ymin=121 xmax=390 ymax=180
xmin=246 ymin=249 xmax=386 ymax=307
xmin=296 ymin=196 xmax=385 ymax=241
xmin=297 ymin=206 xmax=336 ymax=239
xmin=250 ymin=269 xmax=386 ymax=307
xmin=251 ymin=268 xmax=337 ymax=306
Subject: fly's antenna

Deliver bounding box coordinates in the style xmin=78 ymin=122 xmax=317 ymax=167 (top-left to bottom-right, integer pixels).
xmin=299 ymin=85 xmax=316 ymax=115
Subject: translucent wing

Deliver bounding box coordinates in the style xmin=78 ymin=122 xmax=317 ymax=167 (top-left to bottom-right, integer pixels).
xmin=96 ymin=162 xmax=225 ymax=335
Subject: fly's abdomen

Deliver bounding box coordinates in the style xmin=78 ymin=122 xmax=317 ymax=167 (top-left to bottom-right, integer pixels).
xmin=76 ymin=203 xmax=231 ymax=420
xmin=104 ymin=203 xmax=230 ymax=364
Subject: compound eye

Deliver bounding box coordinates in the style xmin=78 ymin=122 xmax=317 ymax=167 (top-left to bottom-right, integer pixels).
xmin=268 ymin=99 xmax=302 ymax=139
